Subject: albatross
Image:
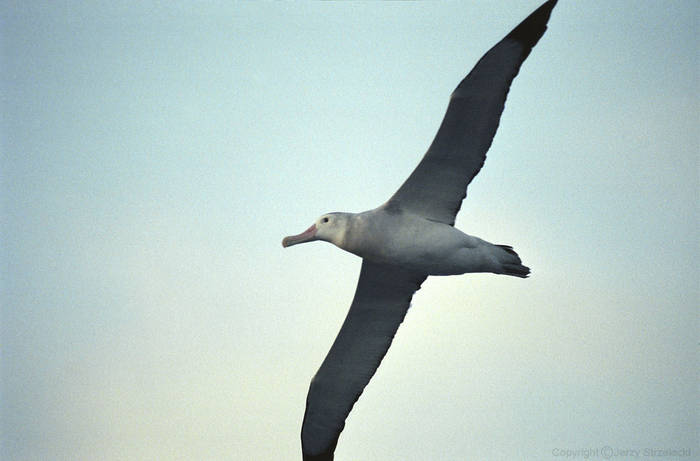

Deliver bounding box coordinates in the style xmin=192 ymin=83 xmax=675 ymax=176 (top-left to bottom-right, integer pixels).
xmin=282 ymin=1 xmax=558 ymax=459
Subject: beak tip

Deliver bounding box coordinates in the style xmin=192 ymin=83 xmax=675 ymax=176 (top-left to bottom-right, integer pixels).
xmin=281 ymin=224 xmax=317 ymax=249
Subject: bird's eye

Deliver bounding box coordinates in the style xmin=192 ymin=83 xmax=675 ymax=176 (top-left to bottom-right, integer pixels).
xmin=322 ymin=217 xmax=329 ymax=223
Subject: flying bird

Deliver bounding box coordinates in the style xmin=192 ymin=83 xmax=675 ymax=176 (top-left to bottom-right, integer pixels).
xmin=282 ymin=1 xmax=558 ymax=459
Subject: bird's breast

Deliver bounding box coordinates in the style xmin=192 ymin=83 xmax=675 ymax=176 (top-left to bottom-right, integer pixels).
xmin=341 ymin=210 xmax=472 ymax=271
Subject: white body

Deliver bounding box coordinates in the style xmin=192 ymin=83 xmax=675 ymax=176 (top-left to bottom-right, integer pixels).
xmin=337 ymin=207 xmax=503 ymax=275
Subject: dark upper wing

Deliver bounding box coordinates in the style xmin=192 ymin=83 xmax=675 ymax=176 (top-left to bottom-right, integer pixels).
xmin=387 ymin=0 xmax=558 ymax=225
xmin=301 ymin=260 xmax=427 ymax=460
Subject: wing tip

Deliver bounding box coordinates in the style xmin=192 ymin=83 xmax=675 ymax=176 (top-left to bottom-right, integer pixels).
xmin=506 ymin=0 xmax=558 ymax=49
xmin=303 ymin=451 xmax=335 ymax=461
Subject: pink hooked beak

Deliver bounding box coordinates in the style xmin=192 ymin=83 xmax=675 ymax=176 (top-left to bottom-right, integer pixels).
xmin=282 ymin=224 xmax=318 ymax=248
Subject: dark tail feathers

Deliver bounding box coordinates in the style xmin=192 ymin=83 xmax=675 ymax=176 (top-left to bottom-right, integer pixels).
xmin=496 ymin=245 xmax=530 ymax=278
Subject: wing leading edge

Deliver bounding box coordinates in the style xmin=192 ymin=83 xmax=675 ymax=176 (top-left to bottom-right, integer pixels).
xmin=387 ymin=0 xmax=558 ymax=225
xmin=301 ymin=260 xmax=426 ymax=460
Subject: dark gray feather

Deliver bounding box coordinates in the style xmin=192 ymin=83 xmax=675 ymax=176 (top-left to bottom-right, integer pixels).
xmin=387 ymin=0 xmax=558 ymax=225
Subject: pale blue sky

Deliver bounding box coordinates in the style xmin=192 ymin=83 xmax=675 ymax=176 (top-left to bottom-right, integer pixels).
xmin=1 ymin=1 xmax=697 ymax=460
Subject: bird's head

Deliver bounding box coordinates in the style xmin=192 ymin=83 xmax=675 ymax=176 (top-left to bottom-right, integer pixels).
xmin=282 ymin=213 xmax=351 ymax=248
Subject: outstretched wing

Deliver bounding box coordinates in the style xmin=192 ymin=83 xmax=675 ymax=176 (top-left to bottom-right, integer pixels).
xmin=387 ymin=0 xmax=558 ymax=225
xmin=301 ymin=260 xmax=427 ymax=460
